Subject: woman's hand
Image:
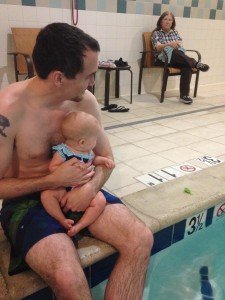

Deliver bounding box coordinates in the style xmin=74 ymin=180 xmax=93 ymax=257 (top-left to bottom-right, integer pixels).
xmin=169 ymin=41 xmax=179 ymax=49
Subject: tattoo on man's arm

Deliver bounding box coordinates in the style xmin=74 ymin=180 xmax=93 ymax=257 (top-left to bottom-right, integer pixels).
xmin=0 ymin=114 xmax=10 ymax=137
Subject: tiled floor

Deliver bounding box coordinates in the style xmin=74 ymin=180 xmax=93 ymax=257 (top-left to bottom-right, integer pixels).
xmin=101 ymin=84 xmax=225 ymax=198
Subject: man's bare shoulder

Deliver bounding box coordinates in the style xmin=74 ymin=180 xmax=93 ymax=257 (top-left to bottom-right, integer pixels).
xmin=0 ymin=81 xmax=26 ymax=118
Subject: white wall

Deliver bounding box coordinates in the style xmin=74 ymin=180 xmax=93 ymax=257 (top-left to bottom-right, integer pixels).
xmin=0 ymin=4 xmax=225 ymax=100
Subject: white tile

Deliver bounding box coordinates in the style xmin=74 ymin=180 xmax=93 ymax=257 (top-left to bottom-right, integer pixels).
xmin=7 ymin=4 xmax=23 ymax=21
xmin=113 ymin=144 xmax=150 ymax=162
xmin=162 ymin=132 xmax=204 ymax=146
xmin=113 ymin=129 xmax=153 ymax=143
xmin=37 ymin=7 xmax=50 ymax=23
xmin=22 ymin=6 xmax=37 ymax=22
xmin=157 ymin=119 xmax=198 ymax=131
xmin=104 ymin=163 xmax=141 ymax=190
xmin=187 ymin=140 xmax=225 ymax=157
xmin=211 ymin=135 xmax=225 ymax=145
xmin=134 ymin=137 xmax=176 ymax=153
xmin=106 ymin=134 xmax=126 ymax=147
xmin=125 ymin=154 xmax=173 ymax=173
xmin=185 ymin=127 xmax=225 ymax=139
xmin=207 ymin=122 xmax=225 ymax=131
xmin=0 ymin=4 xmax=8 ymax=22
xmin=158 ymin=147 xmax=203 ymax=163
xmin=50 ymin=8 xmax=63 ymax=23
xmin=139 ymin=124 xmax=177 ymax=136
xmin=112 ymin=182 xmax=147 ymax=198
xmin=62 ymin=8 xmax=70 ymax=23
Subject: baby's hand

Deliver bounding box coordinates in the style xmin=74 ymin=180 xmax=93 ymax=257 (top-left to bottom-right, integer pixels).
xmin=105 ymin=159 xmax=115 ymax=169
xmin=61 ymin=219 xmax=74 ymax=230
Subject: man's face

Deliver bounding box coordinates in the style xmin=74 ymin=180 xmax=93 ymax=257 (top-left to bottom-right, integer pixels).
xmin=63 ymin=49 xmax=99 ymax=102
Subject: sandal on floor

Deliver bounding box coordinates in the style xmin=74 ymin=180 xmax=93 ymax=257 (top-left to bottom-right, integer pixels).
xmin=108 ymin=106 xmax=129 ymax=113
xmin=101 ymin=104 xmax=118 ymax=111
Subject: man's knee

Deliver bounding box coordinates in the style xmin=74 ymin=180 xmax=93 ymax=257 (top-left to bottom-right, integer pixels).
xmin=125 ymin=220 xmax=153 ymax=256
xmin=53 ymin=265 xmax=87 ymax=292
xmin=135 ymin=224 xmax=153 ymax=250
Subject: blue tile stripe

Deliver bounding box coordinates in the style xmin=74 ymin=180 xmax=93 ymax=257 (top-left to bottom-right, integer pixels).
xmin=217 ymin=0 xmax=223 ymax=10
xmin=5 ymin=0 xmax=225 ymax=20
xmin=22 ymin=0 xmax=36 ymax=6
xmin=183 ymin=6 xmax=191 ymax=18
xmin=117 ymin=0 xmax=126 ymax=13
xmin=77 ymin=0 xmax=85 ymax=10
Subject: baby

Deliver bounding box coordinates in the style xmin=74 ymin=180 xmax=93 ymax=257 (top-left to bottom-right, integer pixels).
xmin=41 ymin=111 xmax=115 ymax=237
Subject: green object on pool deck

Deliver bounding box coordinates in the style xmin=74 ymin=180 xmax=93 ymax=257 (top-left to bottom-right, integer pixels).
xmin=184 ymin=187 xmax=192 ymax=195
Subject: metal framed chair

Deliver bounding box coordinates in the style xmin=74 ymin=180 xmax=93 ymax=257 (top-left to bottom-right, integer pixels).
xmin=8 ymin=28 xmax=41 ymax=81
xmin=138 ymin=32 xmax=201 ymax=103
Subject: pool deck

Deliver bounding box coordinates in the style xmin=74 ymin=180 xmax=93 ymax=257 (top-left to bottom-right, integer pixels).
xmin=1 ymin=85 xmax=225 ymax=298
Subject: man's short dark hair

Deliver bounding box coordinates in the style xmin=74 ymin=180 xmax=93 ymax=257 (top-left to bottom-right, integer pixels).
xmin=32 ymin=23 xmax=100 ymax=79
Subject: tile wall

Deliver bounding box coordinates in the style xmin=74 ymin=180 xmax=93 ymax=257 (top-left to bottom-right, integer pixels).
xmin=0 ymin=2 xmax=225 ymax=100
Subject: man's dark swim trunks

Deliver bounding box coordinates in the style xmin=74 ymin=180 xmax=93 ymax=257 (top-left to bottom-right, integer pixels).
xmin=0 ymin=190 xmax=123 ymax=275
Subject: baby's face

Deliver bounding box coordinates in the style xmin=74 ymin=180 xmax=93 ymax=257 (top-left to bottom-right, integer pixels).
xmin=83 ymin=135 xmax=97 ymax=151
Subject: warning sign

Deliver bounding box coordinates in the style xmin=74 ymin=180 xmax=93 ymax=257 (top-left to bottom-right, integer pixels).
xmin=135 ymin=163 xmax=201 ymax=187
xmin=156 ymin=167 xmax=185 ymax=179
xmin=197 ymin=156 xmax=223 ymax=166
xmin=135 ymin=174 xmax=163 ymax=187
xmin=172 ymin=163 xmax=201 ymax=174
xmin=213 ymin=202 xmax=225 ymax=222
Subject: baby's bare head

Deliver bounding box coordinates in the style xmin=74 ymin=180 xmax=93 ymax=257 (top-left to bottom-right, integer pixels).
xmin=62 ymin=111 xmax=101 ymax=144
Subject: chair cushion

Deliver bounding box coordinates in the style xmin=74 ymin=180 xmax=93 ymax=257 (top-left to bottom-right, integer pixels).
xmin=168 ymin=67 xmax=182 ymax=74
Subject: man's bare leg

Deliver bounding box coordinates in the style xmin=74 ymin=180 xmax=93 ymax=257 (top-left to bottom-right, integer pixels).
xmin=89 ymin=204 xmax=153 ymax=300
xmin=25 ymin=233 xmax=91 ymax=300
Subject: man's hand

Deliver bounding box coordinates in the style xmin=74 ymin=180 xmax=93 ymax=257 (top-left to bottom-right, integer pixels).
xmin=61 ymin=183 xmax=96 ymax=213
xmin=49 ymin=158 xmax=95 ymax=188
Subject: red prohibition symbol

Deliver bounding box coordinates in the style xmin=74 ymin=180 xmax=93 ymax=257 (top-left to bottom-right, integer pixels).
xmin=180 ymin=165 xmax=196 ymax=172
xmin=217 ymin=203 xmax=225 ymax=217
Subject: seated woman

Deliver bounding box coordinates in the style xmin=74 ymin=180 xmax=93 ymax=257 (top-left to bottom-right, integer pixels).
xmin=151 ymin=11 xmax=209 ymax=105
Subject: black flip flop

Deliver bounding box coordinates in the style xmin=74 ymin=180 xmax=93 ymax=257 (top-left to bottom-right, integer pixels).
xmin=101 ymin=104 xmax=118 ymax=111
xmin=108 ymin=106 xmax=129 ymax=113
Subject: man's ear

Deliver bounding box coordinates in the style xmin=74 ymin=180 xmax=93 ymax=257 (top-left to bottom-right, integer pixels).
xmin=52 ymin=71 xmax=64 ymax=87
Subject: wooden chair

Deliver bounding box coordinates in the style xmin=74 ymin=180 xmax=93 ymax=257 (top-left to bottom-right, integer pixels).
xmin=8 ymin=28 xmax=41 ymax=82
xmin=138 ymin=32 xmax=201 ymax=103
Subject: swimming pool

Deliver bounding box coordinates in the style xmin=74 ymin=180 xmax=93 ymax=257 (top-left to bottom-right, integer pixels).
xmin=92 ymin=201 xmax=225 ymax=299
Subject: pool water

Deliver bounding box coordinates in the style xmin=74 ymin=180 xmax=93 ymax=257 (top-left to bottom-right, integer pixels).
xmin=92 ymin=216 xmax=225 ymax=299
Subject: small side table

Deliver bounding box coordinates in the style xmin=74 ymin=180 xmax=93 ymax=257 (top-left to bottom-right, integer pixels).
xmin=98 ymin=65 xmax=133 ymax=107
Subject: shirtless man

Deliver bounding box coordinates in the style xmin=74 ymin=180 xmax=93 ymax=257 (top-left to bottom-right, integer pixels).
xmin=0 ymin=23 xmax=153 ymax=300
